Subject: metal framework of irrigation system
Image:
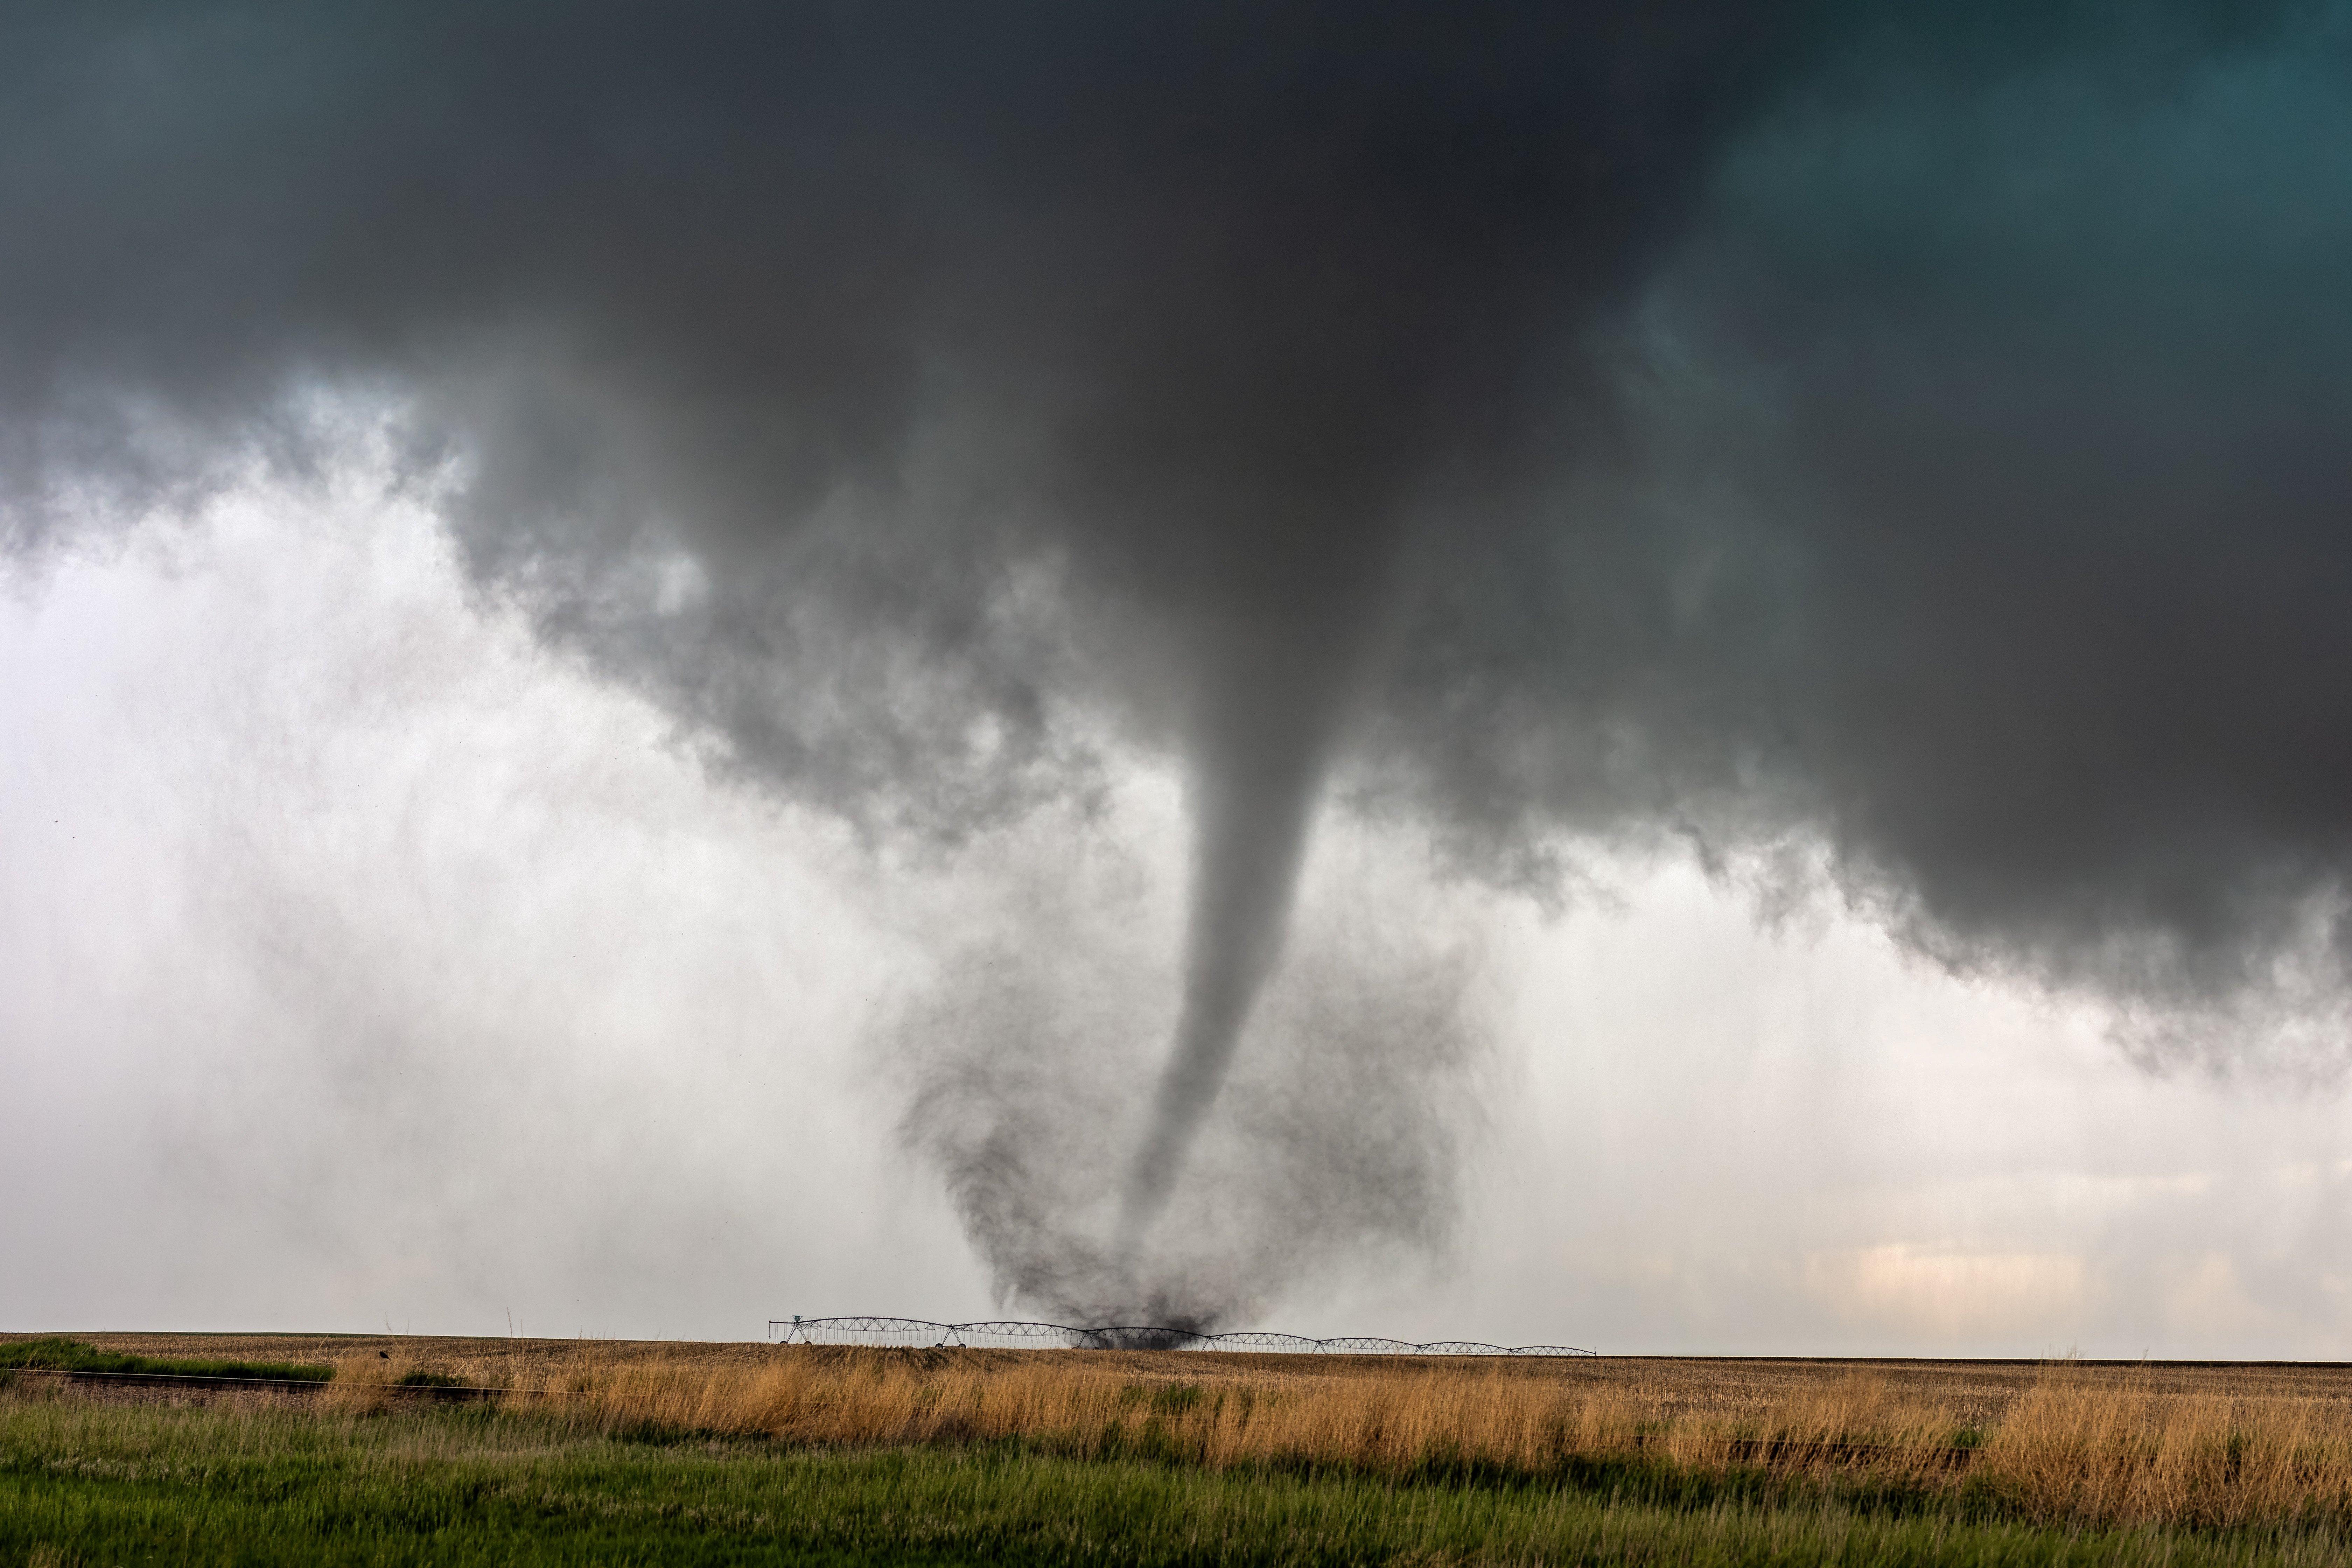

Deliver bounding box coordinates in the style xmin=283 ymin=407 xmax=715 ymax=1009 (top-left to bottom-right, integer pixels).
xmin=770 ymin=1316 xmax=1595 ymax=1357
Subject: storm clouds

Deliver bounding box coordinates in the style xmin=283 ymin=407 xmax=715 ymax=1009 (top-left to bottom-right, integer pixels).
xmin=5 ymin=1 xmax=2349 ymax=1324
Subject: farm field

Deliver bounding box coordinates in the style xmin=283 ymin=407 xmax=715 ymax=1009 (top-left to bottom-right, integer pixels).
xmin=11 ymin=1334 xmax=2352 ymax=1564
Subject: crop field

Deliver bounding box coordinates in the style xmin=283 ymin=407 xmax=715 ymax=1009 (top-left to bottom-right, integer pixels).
xmin=11 ymin=1334 xmax=2352 ymax=1564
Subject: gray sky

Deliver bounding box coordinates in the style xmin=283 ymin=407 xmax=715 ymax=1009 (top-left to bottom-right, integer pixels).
xmin=8 ymin=468 xmax=2351 ymax=1354
xmin=7 ymin=2 xmax=2352 ymax=1351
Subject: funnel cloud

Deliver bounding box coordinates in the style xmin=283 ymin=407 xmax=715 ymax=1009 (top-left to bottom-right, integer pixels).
xmin=5 ymin=0 xmax=2352 ymax=1321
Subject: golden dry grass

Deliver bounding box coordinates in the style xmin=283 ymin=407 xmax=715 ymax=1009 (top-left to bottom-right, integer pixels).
xmin=25 ymin=1333 xmax=2352 ymax=1531
xmin=1981 ymin=1363 xmax=2352 ymax=1528
xmin=417 ymin=1347 xmax=2352 ymax=1528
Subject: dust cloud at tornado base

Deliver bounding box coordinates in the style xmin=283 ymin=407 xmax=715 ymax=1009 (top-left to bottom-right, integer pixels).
xmin=5 ymin=2 xmax=2352 ymax=1324
xmin=890 ymin=812 xmax=1496 ymax=1329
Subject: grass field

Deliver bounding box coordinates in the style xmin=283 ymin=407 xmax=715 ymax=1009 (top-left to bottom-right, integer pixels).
xmin=0 ymin=1336 xmax=331 ymax=1384
xmin=10 ymin=1334 xmax=2352 ymax=1564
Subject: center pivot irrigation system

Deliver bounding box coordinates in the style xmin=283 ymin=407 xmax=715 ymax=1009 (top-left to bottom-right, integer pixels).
xmin=770 ymin=1317 xmax=1596 ymax=1357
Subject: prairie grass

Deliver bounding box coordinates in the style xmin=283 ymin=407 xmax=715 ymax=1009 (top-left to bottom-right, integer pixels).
xmin=0 ymin=1336 xmax=330 ymax=1383
xmin=20 ymin=1334 xmax=2352 ymax=1545
xmin=7 ymin=1382 xmax=2347 ymax=1567
xmin=1980 ymin=1364 xmax=2352 ymax=1529
xmin=418 ymin=1348 xmax=2352 ymax=1531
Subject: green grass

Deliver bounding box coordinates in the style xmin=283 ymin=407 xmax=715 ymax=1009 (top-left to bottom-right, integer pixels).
xmin=0 ymin=1337 xmax=331 ymax=1384
xmin=5 ymin=1390 xmax=2350 ymax=1566
xmin=392 ymin=1370 xmax=465 ymax=1389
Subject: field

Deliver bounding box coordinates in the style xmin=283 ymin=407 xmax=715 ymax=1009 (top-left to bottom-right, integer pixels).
xmin=10 ymin=1335 xmax=2352 ymax=1564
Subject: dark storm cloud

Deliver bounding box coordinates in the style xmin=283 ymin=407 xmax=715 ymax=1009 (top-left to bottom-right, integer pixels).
xmin=5 ymin=0 xmax=2348 ymax=1316
xmin=0 ymin=0 xmax=1800 ymax=822
xmin=1367 ymin=2 xmax=2352 ymax=1060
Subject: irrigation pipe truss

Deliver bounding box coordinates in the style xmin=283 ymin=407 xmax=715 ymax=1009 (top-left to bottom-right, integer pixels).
xmin=770 ymin=1317 xmax=1595 ymax=1357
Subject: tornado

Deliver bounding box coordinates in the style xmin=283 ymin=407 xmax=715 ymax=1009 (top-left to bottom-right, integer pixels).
xmin=1119 ymin=595 xmax=1377 ymax=1244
